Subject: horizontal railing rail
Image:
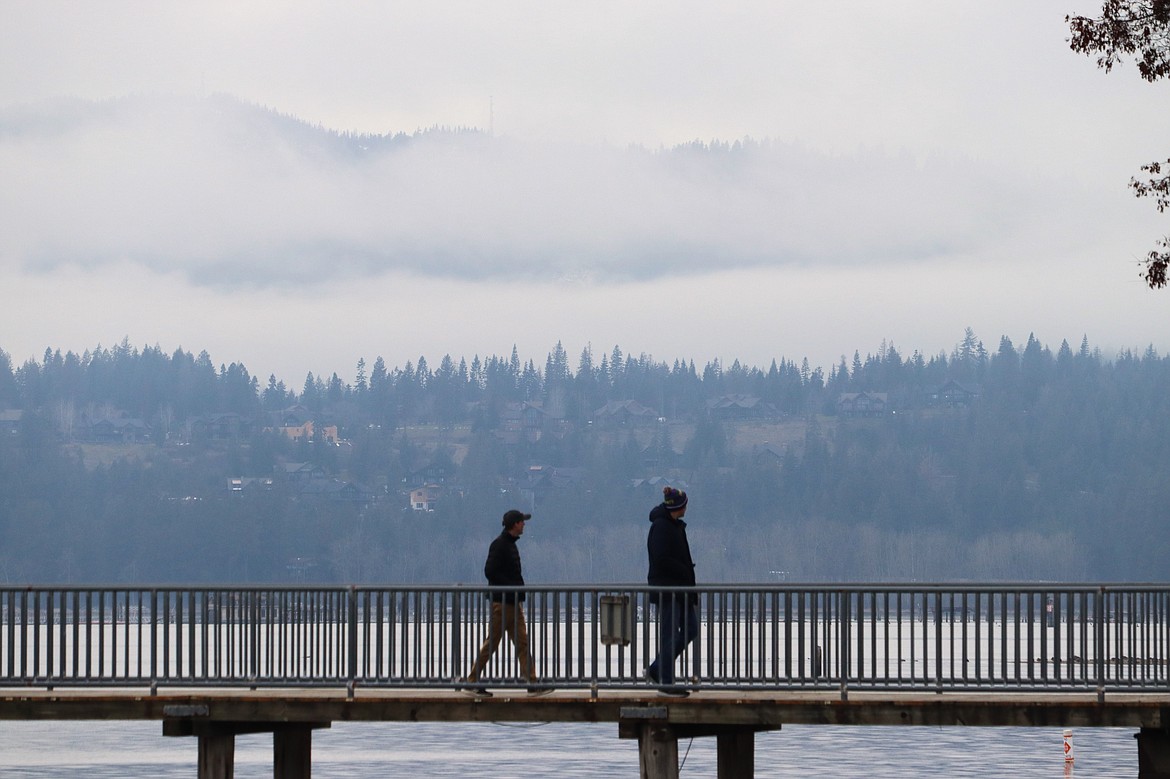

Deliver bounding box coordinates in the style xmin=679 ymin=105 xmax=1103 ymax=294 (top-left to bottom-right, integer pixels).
xmin=1 ymin=584 xmax=1167 ymax=695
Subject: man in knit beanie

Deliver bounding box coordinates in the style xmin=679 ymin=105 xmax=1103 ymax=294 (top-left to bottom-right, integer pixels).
xmin=645 ymin=486 xmax=697 ymax=696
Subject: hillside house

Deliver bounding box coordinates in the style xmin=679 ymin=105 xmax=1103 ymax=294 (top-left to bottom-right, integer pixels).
xmin=497 ymin=401 xmax=551 ymax=444
xmin=275 ymin=462 xmax=325 ymax=482
xmin=191 ymin=412 xmax=253 ymax=441
xmin=270 ymin=406 xmax=338 ymax=443
xmin=298 ymin=478 xmax=372 ymax=503
xmin=837 ymin=391 xmax=889 ymax=417
xmin=632 ymin=476 xmax=690 ymax=502
xmin=88 ymin=416 xmax=151 ymax=443
xmin=409 ymin=458 xmax=454 ymax=486
xmin=706 ymin=394 xmax=777 ymax=420
xmin=409 ymin=483 xmax=442 ymax=512
xmin=928 ymin=379 xmax=982 ymax=408
xmin=517 ymin=465 xmax=587 ymax=512
xmin=753 ymin=441 xmax=789 ymax=465
xmin=227 ymin=476 xmax=274 ymax=494
xmin=592 ymin=399 xmax=658 ymax=428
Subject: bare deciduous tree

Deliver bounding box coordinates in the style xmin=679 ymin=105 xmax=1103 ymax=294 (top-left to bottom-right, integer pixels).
xmin=1069 ymin=1 xmax=1170 ymax=286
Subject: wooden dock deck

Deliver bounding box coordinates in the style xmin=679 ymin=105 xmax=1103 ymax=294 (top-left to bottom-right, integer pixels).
xmin=3 ymin=686 xmax=1169 ymax=728
xmin=3 ymin=687 xmax=1170 ymax=778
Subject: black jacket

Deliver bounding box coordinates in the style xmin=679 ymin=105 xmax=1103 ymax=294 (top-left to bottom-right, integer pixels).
xmin=484 ymin=529 xmax=525 ymax=603
xmin=646 ymin=503 xmax=695 ymax=598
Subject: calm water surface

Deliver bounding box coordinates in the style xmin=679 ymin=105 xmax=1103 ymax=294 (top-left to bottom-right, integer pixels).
xmin=0 ymin=720 xmax=1139 ymax=777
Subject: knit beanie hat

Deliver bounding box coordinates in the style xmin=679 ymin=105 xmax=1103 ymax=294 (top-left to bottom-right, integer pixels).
xmin=662 ymin=486 xmax=688 ymax=512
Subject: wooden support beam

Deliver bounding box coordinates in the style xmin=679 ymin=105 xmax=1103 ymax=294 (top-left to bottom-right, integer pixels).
xmin=1136 ymin=728 xmax=1170 ymax=779
xmin=638 ymin=723 xmax=679 ymax=779
xmin=198 ymin=732 xmax=235 ymax=779
xmin=167 ymin=720 xmax=329 ymax=779
xmin=717 ymin=730 xmax=755 ymax=779
xmin=274 ymin=727 xmax=313 ymax=779
xmin=164 ymin=720 xmax=332 ymax=738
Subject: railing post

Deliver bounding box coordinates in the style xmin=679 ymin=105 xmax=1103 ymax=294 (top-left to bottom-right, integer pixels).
xmin=150 ymin=588 xmax=159 ymax=695
xmin=1096 ymin=586 xmax=1106 ymax=703
xmin=934 ymin=590 xmax=943 ymax=693
xmin=451 ymin=589 xmax=462 ymax=682
xmin=839 ymin=589 xmax=849 ymax=701
xmin=346 ymin=586 xmax=358 ymax=698
xmin=249 ymin=589 xmax=260 ymax=686
xmin=591 ymin=590 xmax=600 ymax=693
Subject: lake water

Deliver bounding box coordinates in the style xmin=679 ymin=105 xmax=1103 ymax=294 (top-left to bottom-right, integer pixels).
xmin=0 ymin=605 xmax=1153 ymax=776
xmin=0 ymin=720 xmax=1139 ymax=777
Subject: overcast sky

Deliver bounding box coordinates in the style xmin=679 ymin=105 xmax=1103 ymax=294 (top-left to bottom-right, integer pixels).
xmin=2 ymin=0 xmax=1168 ymax=385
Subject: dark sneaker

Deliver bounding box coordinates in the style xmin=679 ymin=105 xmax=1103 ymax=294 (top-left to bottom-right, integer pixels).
xmin=657 ymin=686 xmax=690 ymax=697
xmin=455 ymin=681 xmax=492 ymax=697
xmin=644 ymin=668 xmax=659 ymax=685
xmin=526 ymin=685 xmax=554 ymax=696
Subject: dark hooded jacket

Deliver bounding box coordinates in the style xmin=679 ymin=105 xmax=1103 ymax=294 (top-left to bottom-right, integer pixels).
xmin=484 ymin=529 xmax=525 ymax=603
xmin=646 ymin=503 xmax=695 ymax=600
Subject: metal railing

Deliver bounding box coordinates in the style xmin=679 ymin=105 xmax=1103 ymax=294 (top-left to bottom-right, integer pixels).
xmin=1 ymin=584 xmax=1167 ymax=694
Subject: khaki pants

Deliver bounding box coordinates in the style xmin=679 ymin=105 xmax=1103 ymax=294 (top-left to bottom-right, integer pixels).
xmin=467 ymin=601 xmax=536 ymax=682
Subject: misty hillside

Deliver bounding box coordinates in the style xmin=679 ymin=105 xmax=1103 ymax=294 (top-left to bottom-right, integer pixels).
xmin=0 ymin=92 xmax=1014 ymax=286
xmin=1 ymin=330 xmax=1167 ymax=585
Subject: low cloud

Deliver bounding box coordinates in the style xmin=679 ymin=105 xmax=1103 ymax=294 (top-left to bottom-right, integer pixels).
xmin=1 ymin=94 xmax=1065 ymax=288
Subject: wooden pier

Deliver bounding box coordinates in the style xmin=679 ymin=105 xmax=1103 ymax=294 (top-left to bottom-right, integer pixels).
xmin=3 ymin=687 xmax=1170 ymax=778
xmin=4 ymin=582 xmax=1170 ymax=776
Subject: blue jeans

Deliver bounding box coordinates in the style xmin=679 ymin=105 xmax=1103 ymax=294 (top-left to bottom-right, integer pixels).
xmin=648 ymin=595 xmax=698 ymax=685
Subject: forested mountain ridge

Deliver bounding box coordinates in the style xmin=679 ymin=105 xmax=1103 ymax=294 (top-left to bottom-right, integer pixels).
xmin=0 ymin=330 xmax=1167 ymax=584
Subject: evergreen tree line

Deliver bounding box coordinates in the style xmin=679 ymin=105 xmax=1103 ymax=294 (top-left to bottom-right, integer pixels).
xmin=0 ymin=329 xmax=1167 ymax=584
xmin=0 ymin=332 xmax=1013 ymax=429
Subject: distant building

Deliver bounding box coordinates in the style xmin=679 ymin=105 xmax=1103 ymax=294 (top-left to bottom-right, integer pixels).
xmin=592 ymin=400 xmax=658 ymax=428
xmin=497 ymin=401 xmax=550 ymax=444
xmin=409 ymin=483 xmax=442 ymax=512
xmin=88 ymin=415 xmax=151 ymax=443
xmin=753 ymin=442 xmax=789 ymax=465
xmin=270 ymin=405 xmax=338 ymax=443
xmin=706 ymin=394 xmax=777 ymax=420
xmin=274 ymin=462 xmax=325 ymax=482
xmin=227 ymin=476 xmax=274 ymax=494
xmin=190 ymin=412 xmax=253 ymax=441
xmin=927 ymin=379 xmax=981 ymax=408
xmin=836 ymin=391 xmax=888 ymax=418
xmin=517 ymin=465 xmax=588 ymax=512
xmin=298 ymin=478 xmax=372 ymax=503
xmin=631 ymin=476 xmax=689 ymax=501
xmin=409 ymin=459 xmax=453 ymax=486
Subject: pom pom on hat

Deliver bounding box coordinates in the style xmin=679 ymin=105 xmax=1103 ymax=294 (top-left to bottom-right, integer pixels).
xmin=662 ymin=486 xmax=688 ymax=512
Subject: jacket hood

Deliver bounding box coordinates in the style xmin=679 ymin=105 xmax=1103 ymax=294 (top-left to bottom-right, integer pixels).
xmin=648 ymin=503 xmax=672 ymax=523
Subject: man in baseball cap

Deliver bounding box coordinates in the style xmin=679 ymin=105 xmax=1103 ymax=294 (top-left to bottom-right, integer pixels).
xmin=458 ymin=509 xmax=552 ymax=696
